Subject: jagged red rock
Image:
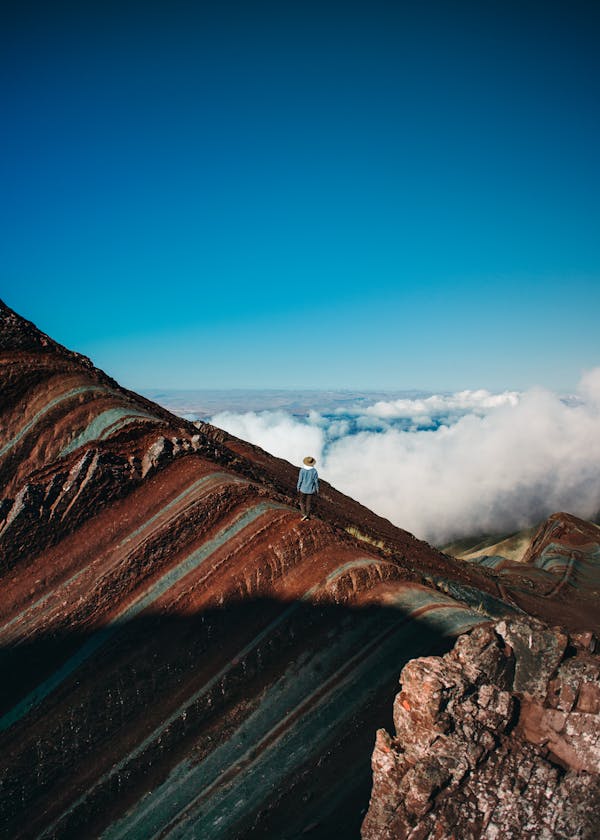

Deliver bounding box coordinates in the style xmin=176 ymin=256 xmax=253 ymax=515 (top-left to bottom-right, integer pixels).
xmin=1 ymin=299 xmax=599 ymax=839
xmin=362 ymin=620 xmax=600 ymax=839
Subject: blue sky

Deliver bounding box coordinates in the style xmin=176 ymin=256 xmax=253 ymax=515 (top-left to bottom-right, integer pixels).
xmin=1 ymin=0 xmax=599 ymax=391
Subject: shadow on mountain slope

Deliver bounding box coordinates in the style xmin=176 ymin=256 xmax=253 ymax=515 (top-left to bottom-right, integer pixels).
xmin=0 ymin=598 xmax=480 ymax=840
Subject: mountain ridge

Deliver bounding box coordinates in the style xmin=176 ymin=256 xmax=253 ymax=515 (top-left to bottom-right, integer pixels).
xmin=1 ymin=299 xmax=599 ymax=838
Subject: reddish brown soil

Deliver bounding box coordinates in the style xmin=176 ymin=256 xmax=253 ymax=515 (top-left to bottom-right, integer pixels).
xmin=1 ymin=299 xmax=598 ymax=839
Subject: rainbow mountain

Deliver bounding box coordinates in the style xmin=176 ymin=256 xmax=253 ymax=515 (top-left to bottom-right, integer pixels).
xmin=0 ymin=300 xmax=598 ymax=838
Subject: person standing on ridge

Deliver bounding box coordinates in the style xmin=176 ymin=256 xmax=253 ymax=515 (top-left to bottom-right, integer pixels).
xmin=297 ymin=456 xmax=319 ymax=520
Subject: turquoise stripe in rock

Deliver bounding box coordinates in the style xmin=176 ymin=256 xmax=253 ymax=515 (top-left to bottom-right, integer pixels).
xmin=465 ymin=555 xmax=507 ymax=569
xmin=60 ymin=407 xmax=160 ymax=456
xmin=43 ymin=558 xmax=407 ymax=839
xmin=0 ymin=473 xmax=245 ymax=643
xmin=0 ymin=500 xmax=290 ymax=733
xmin=532 ymin=543 xmax=571 ymax=572
xmin=100 ymin=611 xmax=387 ymax=840
xmin=433 ymin=578 xmax=524 ymax=619
xmin=321 ymin=557 xmax=393 ymax=584
xmin=99 ymin=414 xmax=157 ymax=440
xmin=40 ymin=576 xmax=486 ymax=840
xmin=120 ymin=472 xmax=246 ymax=547
xmin=540 ymin=549 xmax=600 ymax=589
xmin=115 ymin=604 xmax=485 ymax=840
xmin=379 ymin=584 xmax=484 ymax=621
xmin=0 ymin=385 xmax=108 ymax=459
xmin=301 ymin=557 xmax=394 ymax=600
xmin=40 ymin=598 xmax=306 ymax=840
xmin=499 ymin=566 xmax=554 ymax=583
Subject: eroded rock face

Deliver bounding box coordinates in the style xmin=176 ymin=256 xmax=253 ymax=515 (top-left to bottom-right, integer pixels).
xmin=0 ymin=300 xmax=500 ymax=839
xmin=363 ymin=620 xmax=600 ymax=840
xmin=2 ymin=299 xmax=599 ymax=839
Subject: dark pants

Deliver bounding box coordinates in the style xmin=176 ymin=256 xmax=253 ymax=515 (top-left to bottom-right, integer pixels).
xmin=299 ymin=492 xmax=314 ymax=516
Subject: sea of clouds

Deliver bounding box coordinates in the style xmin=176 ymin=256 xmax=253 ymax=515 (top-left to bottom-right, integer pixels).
xmin=161 ymin=370 xmax=600 ymax=545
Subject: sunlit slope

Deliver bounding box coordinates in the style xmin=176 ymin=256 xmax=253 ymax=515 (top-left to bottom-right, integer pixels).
xmin=443 ymin=525 xmax=539 ymax=564
xmin=449 ymin=514 xmax=600 ymax=593
xmin=0 ymin=299 xmax=593 ymax=838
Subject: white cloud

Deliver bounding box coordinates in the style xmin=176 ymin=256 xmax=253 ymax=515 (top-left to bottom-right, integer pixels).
xmin=210 ymin=410 xmax=324 ymax=469
xmin=208 ymin=373 xmax=600 ymax=545
xmin=579 ymin=367 xmax=600 ymax=406
xmin=363 ymin=389 xmax=520 ymax=424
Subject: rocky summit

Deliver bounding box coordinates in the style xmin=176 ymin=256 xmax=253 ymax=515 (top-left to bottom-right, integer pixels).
xmin=0 ymin=299 xmax=599 ymax=839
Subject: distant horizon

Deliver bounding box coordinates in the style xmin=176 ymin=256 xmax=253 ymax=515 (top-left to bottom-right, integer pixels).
xmin=1 ymin=294 xmax=597 ymax=396
xmin=148 ymin=372 xmax=600 ymax=545
xmin=145 ymin=387 xmax=433 ymax=393
xmin=142 ymin=387 xmax=443 ymax=422
xmin=4 ymin=293 xmax=597 ymax=394
xmin=144 ymin=382 xmax=584 ymax=396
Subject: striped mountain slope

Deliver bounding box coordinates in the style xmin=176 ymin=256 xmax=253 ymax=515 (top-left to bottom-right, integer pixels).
xmin=453 ymin=513 xmax=600 ymax=602
xmin=0 ymin=300 xmax=595 ymax=838
xmin=442 ymin=525 xmax=538 ymax=565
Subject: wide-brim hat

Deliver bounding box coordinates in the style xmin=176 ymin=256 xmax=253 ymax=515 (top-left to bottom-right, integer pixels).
xmin=303 ymin=456 xmax=316 ymax=466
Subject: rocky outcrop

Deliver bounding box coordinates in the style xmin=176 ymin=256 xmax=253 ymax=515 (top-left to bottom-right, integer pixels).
xmin=0 ymin=300 xmax=502 ymax=839
xmin=362 ymin=619 xmax=600 ymax=839
xmin=2 ymin=299 xmax=598 ymax=838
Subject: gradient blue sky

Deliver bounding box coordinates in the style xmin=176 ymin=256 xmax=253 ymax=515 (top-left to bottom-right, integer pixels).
xmin=2 ymin=0 xmax=599 ymax=391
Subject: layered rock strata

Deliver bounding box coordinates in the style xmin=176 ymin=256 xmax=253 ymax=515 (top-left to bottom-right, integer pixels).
xmin=451 ymin=513 xmax=600 ymax=629
xmin=450 ymin=513 xmax=600 ymax=592
xmin=1 ymin=299 xmax=597 ymax=838
xmin=0 ymin=301 xmax=496 ymax=838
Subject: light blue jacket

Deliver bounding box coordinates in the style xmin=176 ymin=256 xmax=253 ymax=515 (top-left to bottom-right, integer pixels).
xmin=297 ymin=466 xmax=319 ymax=494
